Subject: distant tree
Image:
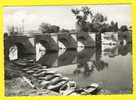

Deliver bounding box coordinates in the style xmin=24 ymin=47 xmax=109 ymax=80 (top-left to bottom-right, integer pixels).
xmin=49 ymin=25 xmax=60 ymax=33
xmin=92 ymin=13 xmax=107 ymax=24
xmin=39 ymin=23 xmax=50 ymax=33
xmin=109 ymin=21 xmax=119 ymax=32
xmin=100 ymin=23 xmax=110 ymax=32
xmin=60 ymin=29 xmax=69 ymax=33
xmin=114 ymin=22 xmax=119 ymax=32
xmin=39 ymin=23 xmax=60 ymax=33
xmin=120 ymin=25 xmax=128 ymax=32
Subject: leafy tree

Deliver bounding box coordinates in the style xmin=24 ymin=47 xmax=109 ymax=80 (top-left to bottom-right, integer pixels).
xmin=109 ymin=21 xmax=119 ymax=32
xmin=120 ymin=25 xmax=128 ymax=32
xmin=100 ymin=23 xmax=110 ymax=32
xmin=39 ymin=23 xmax=60 ymax=33
xmin=39 ymin=23 xmax=50 ymax=33
xmin=71 ymin=6 xmax=107 ymax=32
xmin=92 ymin=13 xmax=107 ymax=24
xmin=49 ymin=25 xmax=60 ymax=33
xmin=72 ymin=7 xmax=93 ymax=32
xmin=60 ymin=29 xmax=69 ymax=32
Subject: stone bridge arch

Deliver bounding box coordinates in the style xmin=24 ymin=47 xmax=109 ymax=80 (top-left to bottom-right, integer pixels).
xmin=58 ymin=33 xmax=77 ymax=49
xmin=4 ymin=36 xmax=35 ymax=61
xmin=35 ymin=34 xmax=59 ymax=52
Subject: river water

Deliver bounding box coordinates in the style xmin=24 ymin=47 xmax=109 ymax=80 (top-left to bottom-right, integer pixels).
xmin=36 ymin=43 xmax=132 ymax=94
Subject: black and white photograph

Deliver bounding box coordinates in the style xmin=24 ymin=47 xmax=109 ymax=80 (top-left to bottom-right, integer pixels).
xmin=4 ymin=5 xmax=132 ymax=96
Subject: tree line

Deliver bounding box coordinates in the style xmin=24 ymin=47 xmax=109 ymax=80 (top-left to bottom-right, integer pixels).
xmin=39 ymin=6 xmax=130 ymax=34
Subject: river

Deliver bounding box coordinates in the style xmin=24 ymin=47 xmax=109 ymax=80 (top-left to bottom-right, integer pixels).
xmin=36 ymin=43 xmax=132 ymax=94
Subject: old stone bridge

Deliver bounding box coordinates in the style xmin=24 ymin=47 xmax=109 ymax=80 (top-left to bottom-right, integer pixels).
xmin=4 ymin=32 xmax=96 ymax=61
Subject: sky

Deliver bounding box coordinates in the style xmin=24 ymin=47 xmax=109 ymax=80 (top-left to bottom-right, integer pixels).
xmin=4 ymin=4 xmax=132 ymax=32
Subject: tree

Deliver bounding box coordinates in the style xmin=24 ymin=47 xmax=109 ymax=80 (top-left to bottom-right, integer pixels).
xmin=120 ymin=25 xmax=128 ymax=32
xmin=92 ymin=13 xmax=107 ymax=24
xmin=60 ymin=29 xmax=69 ymax=32
xmin=49 ymin=25 xmax=60 ymax=33
xmin=39 ymin=23 xmax=50 ymax=33
xmin=72 ymin=7 xmax=93 ymax=32
xmin=109 ymin=21 xmax=119 ymax=32
xmin=100 ymin=23 xmax=110 ymax=32
xmin=71 ymin=6 xmax=107 ymax=32
xmin=39 ymin=23 xmax=60 ymax=33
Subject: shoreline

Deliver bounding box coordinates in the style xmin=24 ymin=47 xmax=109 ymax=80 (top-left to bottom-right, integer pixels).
xmin=5 ymin=77 xmax=132 ymax=96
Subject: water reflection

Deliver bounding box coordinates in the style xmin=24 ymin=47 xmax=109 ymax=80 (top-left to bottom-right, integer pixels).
xmin=77 ymin=48 xmax=95 ymax=63
xmin=36 ymin=43 xmax=132 ymax=93
xmin=74 ymin=61 xmax=95 ymax=77
xmin=58 ymin=50 xmax=77 ymax=66
xmin=118 ymin=43 xmax=132 ymax=56
xmin=37 ymin=43 xmax=131 ymax=73
xmin=37 ymin=52 xmax=58 ymax=68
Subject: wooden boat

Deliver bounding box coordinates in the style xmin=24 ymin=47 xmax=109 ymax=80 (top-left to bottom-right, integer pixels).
xmin=33 ymin=71 xmax=47 ymax=77
xmin=33 ymin=70 xmax=55 ymax=77
xmin=59 ymin=83 xmax=100 ymax=95
xmin=22 ymin=64 xmax=42 ymax=71
xmin=73 ymin=83 xmax=100 ymax=95
xmin=38 ymin=74 xmax=62 ymax=81
xmin=12 ymin=59 xmax=35 ymax=67
xmin=25 ymin=70 xmax=35 ymax=74
xmin=39 ymin=76 xmax=67 ymax=89
xmin=40 ymin=80 xmax=50 ymax=87
xmin=47 ymin=80 xmax=68 ymax=91
xmin=82 ymin=83 xmax=100 ymax=95
xmin=38 ymin=75 xmax=54 ymax=80
xmin=59 ymin=81 xmax=77 ymax=95
xmin=49 ymin=77 xmax=61 ymax=84
xmin=21 ymin=58 xmax=34 ymax=63
xmin=51 ymin=77 xmax=69 ymax=85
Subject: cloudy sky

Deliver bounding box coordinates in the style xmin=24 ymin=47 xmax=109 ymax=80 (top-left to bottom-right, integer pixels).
xmin=4 ymin=4 xmax=131 ymax=32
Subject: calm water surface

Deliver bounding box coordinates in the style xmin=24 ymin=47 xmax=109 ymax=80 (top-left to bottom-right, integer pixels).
xmin=37 ymin=43 xmax=132 ymax=94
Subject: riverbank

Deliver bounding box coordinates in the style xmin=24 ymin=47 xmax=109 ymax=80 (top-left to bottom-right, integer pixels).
xmin=5 ymin=78 xmax=60 ymax=96
xmin=5 ymin=60 xmax=132 ymax=96
xmin=6 ymin=77 xmax=111 ymax=96
xmin=5 ymin=62 xmax=60 ymax=96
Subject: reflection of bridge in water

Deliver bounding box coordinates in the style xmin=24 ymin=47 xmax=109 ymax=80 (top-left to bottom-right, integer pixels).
xmin=36 ymin=43 xmax=131 ymax=76
xmin=4 ymin=31 xmax=132 ymax=93
xmin=4 ymin=32 xmax=131 ymax=76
